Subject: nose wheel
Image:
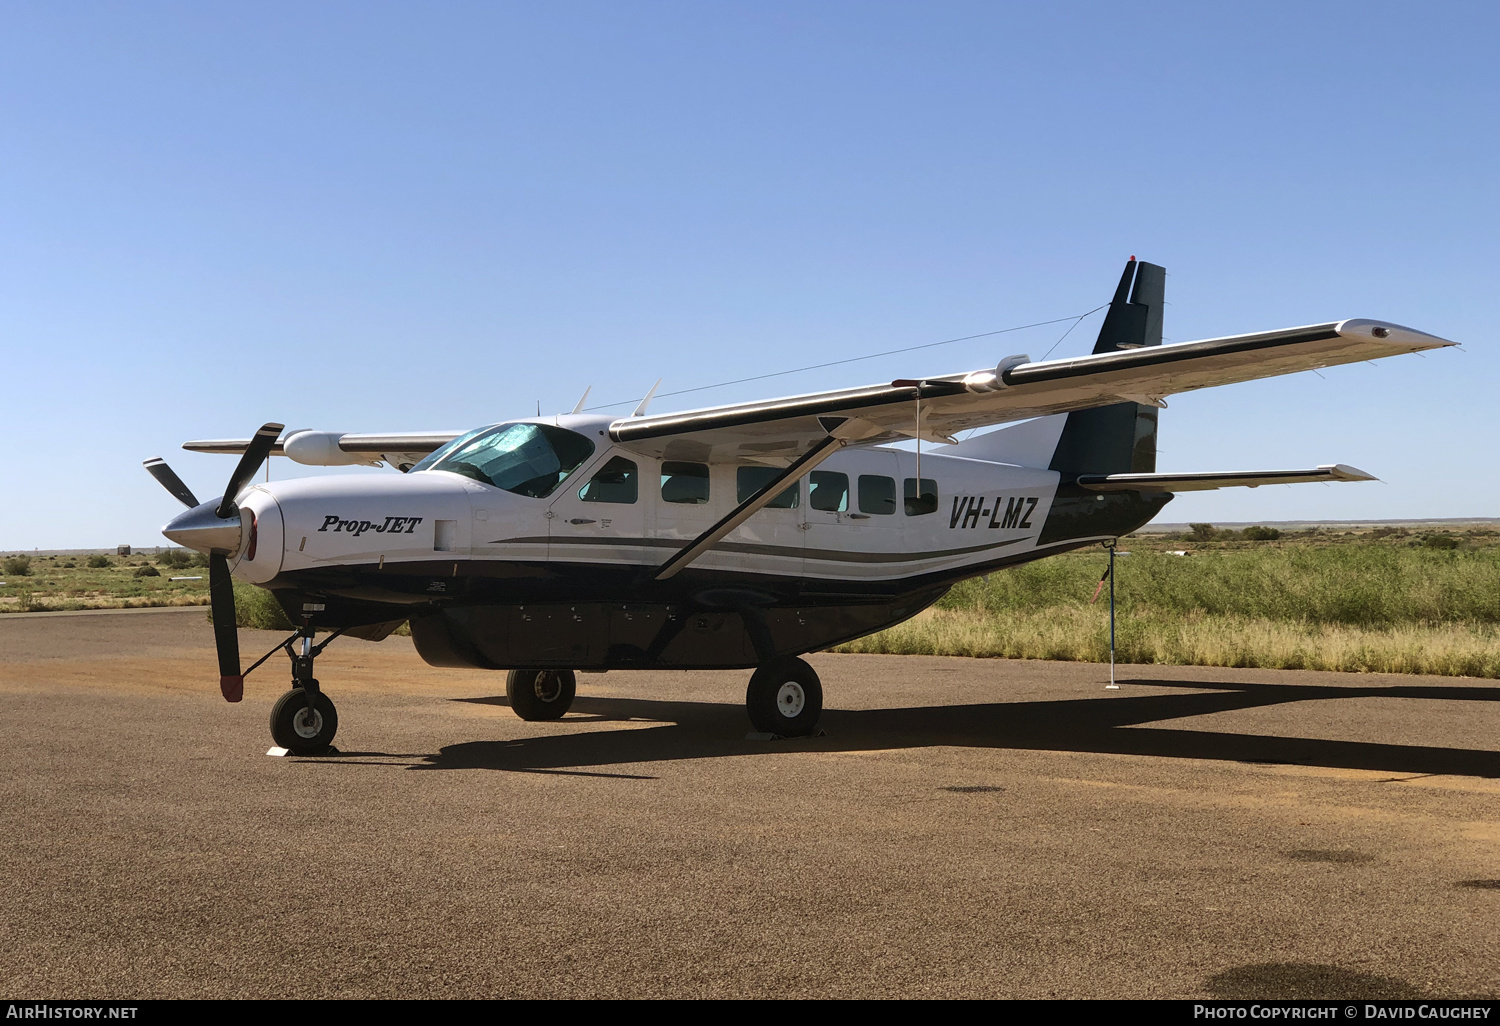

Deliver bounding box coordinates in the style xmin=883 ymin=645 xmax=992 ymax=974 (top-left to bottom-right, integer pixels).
xmin=270 ymin=686 xmax=339 ymax=755
xmin=746 ymin=657 xmax=823 ymax=737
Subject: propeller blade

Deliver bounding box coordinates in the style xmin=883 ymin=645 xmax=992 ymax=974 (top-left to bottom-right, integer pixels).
xmin=209 ymin=553 xmax=243 ymax=702
xmin=217 ymin=423 xmax=285 ymax=518
xmin=143 ymin=458 xmax=200 ymax=508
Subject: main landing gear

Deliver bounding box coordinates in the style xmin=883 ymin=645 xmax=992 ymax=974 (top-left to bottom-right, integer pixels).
xmin=267 ymin=623 xmax=344 ymax=755
xmin=745 ymin=656 xmax=823 ymax=737
xmin=497 ymin=659 xmax=824 ymax=738
xmin=506 ymin=669 xmax=577 ymax=721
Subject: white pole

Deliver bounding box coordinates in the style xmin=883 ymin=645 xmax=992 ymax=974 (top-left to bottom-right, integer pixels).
xmin=1105 ymin=541 xmax=1119 ymax=690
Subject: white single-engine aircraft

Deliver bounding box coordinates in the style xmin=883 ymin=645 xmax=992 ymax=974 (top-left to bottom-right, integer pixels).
xmin=144 ymin=259 xmax=1454 ymax=754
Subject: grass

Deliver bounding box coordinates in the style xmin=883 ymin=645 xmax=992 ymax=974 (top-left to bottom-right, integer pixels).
xmin=0 ymin=552 xmax=211 ymax=612
xmin=833 ymin=527 xmax=1500 ymax=678
xmin=836 ymin=606 xmax=1500 ymax=678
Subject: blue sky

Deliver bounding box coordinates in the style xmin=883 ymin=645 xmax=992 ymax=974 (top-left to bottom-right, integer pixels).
xmin=2 ymin=1 xmax=1495 ymax=548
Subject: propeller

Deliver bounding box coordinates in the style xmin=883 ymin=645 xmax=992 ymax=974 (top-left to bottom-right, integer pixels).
xmin=143 ymin=422 xmax=284 ymax=704
xmin=143 ymin=458 xmax=200 ymax=509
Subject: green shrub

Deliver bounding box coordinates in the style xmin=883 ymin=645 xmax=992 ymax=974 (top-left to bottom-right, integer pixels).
xmin=134 ymin=564 xmax=161 ymax=578
xmin=2 ymin=556 xmax=31 ymax=577
xmin=1422 ymin=534 xmax=1460 ymax=550
xmin=1242 ymin=526 xmax=1282 ymax=541
xmin=158 ymin=549 xmax=196 ymax=569
xmin=1188 ymin=523 xmax=1217 ymax=542
xmin=230 ymin=583 xmax=294 ymax=630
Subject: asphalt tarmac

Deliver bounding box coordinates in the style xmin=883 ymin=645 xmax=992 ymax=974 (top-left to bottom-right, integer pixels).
xmin=1 ymin=608 xmax=1496 ymax=999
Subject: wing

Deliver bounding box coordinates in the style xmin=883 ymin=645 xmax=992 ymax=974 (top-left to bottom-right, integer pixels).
xmin=1076 ymin=464 xmax=1376 ymax=492
xmin=607 ymin=319 xmax=1453 ymax=462
xmin=183 ymin=430 xmax=463 ymax=471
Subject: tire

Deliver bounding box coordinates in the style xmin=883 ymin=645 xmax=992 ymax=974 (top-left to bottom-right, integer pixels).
xmin=746 ymin=657 xmax=823 ymax=737
xmin=269 ymin=686 xmax=338 ymax=755
xmin=507 ymin=669 xmax=577 ymax=721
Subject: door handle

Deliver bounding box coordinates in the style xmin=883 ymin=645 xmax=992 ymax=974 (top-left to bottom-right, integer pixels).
xmin=568 ymin=518 xmax=597 ymax=525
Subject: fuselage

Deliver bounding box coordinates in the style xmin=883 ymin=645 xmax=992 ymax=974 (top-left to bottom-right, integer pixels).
xmin=216 ymin=414 xmax=1168 ymax=670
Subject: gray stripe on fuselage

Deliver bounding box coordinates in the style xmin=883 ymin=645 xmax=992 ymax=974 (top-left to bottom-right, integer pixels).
xmin=485 ymin=534 xmax=1033 ymax=565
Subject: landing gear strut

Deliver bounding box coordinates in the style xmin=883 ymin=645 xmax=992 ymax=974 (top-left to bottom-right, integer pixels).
xmin=746 ymin=656 xmax=823 ymax=737
xmin=266 ymin=622 xmax=343 ymax=754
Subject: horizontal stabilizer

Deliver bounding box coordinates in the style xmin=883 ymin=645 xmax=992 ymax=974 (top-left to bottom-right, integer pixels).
xmin=1075 ymin=464 xmax=1377 ymax=492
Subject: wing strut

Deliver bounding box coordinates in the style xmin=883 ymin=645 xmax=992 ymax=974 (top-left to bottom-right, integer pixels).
xmin=650 ymin=434 xmax=847 ymax=581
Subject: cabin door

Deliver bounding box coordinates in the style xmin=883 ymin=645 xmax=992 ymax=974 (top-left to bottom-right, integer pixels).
xmin=547 ymin=448 xmax=651 ymax=571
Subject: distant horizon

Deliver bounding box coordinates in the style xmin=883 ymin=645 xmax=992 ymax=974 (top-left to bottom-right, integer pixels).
xmin=1139 ymin=517 xmax=1500 ymax=533
xmin=5 ymin=516 xmax=1497 ymax=558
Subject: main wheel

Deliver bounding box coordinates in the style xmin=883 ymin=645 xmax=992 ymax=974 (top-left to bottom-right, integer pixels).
xmin=507 ymin=669 xmax=577 ymax=721
xmin=746 ymin=657 xmax=823 ymax=737
xmin=269 ymin=686 xmax=338 ymax=755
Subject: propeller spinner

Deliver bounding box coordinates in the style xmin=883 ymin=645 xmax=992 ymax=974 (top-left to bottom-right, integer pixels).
xmin=143 ymin=422 xmax=284 ymax=703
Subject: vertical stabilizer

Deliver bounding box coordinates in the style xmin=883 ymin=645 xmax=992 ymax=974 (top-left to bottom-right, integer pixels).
xmin=1048 ymin=257 xmax=1165 ymax=477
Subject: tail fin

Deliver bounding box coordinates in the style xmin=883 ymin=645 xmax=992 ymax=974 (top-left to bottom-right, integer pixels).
xmin=1047 ymin=257 xmax=1165 ymax=478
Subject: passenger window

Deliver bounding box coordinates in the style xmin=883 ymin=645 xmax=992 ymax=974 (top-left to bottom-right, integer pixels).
xmin=809 ymin=471 xmax=849 ymax=512
xmin=858 ymin=475 xmax=896 ymax=515
xmin=661 ymin=462 xmax=710 ymax=504
xmin=904 ymin=477 xmax=938 ymax=516
xmin=578 ymin=456 xmax=638 ymax=504
xmin=736 ymin=467 xmax=800 ymax=508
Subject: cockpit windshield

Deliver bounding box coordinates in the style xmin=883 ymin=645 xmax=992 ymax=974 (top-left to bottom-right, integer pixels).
xmin=410 ymin=423 xmax=595 ymax=498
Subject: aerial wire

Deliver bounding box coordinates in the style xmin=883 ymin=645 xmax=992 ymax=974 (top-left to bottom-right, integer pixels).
xmin=1037 ymin=303 xmax=1107 ymax=362
xmin=583 ymin=306 xmax=1109 ymax=413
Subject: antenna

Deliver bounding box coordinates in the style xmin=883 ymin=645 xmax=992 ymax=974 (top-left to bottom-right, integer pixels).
xmin=570 ymin=386 xmax=592 ymax=415
xmin=632 ymin=379 xmax=662 ymax=417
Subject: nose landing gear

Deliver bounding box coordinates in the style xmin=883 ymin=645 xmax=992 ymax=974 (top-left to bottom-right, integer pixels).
xmin=258 ymin=622 xmax=345 ymax=755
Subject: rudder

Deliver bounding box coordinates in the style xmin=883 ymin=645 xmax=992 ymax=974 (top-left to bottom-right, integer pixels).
xmin=1047 ymin=257 xmax=1165 ymax=478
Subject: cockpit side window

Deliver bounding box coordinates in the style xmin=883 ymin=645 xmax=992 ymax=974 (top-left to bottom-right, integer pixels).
xmin=579 ymin=456 xmax=639 ymax=504
xmin=420 ymin=423 xmax=595 ymax=497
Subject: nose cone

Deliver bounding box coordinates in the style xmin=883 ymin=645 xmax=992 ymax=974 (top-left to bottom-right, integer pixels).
xmin=163 ymin=500 xmax=244 ymax=556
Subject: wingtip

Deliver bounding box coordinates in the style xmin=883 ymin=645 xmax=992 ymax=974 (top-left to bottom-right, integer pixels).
xmin=1336 ymin=319 xmax=1458 ymax=350
xmin=1326 ymin=464 xmax=1379 ymax=483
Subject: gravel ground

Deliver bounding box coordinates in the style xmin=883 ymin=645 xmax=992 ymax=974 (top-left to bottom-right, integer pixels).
xmin=1 ymin=609 xmax=1496 ymax=999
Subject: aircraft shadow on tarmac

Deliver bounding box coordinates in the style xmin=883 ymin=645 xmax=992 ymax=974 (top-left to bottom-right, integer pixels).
xmin=358 ymin=678 xmax=1500 ymax=779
